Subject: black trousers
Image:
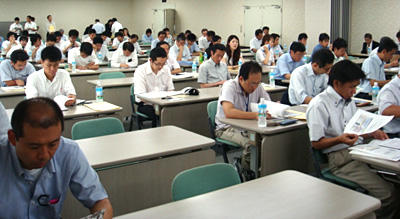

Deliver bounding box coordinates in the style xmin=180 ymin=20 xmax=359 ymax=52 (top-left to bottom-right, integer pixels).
xmin=137 ymin=103 xmax=158 ymax=127
xmin=355 ymin=92 xmax=372 ymax=100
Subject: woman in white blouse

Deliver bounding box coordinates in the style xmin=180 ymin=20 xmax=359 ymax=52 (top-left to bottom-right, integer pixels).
xmin=222 ymin=35 xmax=243 ymax=70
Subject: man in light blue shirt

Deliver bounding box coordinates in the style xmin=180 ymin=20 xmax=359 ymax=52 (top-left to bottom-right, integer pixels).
xmin=288 ymin=48 xmax=334 ymax=105
xmin=187 ymin=33 xmax=201 ymax=55
xmin=150 ymin=30 xmax=166 ymax=49
xmin=378 ymin=74 xmax=400 ymax=137
xmin=311 ymin=33 xmax=330 ymax=59
xmin=92 ymin=19 xmax=105 ymax=35
xmin=0 ymin=49 xmax=35 ymax=86
xmin=169 ymin=33 xmax=191 ymax=61
xmin=0 ymin=101 xmax=10 ymax=146
xmin=0 ymin=97 xmax=113 ymax=218
xmin=274 ymin=41 xmax=305 ymax=80
xmin=198 ymin=44 xmax=230 ymax=88
xmin=357 ymin=37 xmax=398 ymax=100
xmin=142 ymin=28 xmax=153 ymax=43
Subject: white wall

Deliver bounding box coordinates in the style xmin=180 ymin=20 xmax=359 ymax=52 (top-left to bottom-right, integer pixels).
xmin=0 ymin=0 xmax=134 ymax=38
xmin=350 ymin=0 xmax=400 ymax=54
xmin=282 ymin=0 xmax=305 ymax=47
xmin=304 ymin=0 xmax=331 ymax=53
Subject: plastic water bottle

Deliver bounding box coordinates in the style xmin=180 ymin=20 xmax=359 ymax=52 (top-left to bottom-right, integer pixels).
xmin=367 ymin=47 xmax=371 ymax=55
xmin=371 ymin=82 xmax=379 ymax=103
xmin=28 ymin=50 xmax=32 ymax=57
xmin=71 ymin=61 xmax=77 ymax=73
xmin=192 ymin=61 xmax=197 ymax=72
xmin=283 ymin=44 xmax=287 ymax=53
xmin=257 ymin=98 xmax=267 ymax=127
xmin=302 ymin=56 xmax=307 ymax=63
xmin=98 ymin=53 xmax=103 ymax=61
xmin=269 ymin=72 xmax=276 ymax=88
xmin=204 ymin=52 xmax=208 ymax=60
xmin=238 ymin=60 xmax=242 ymax=68
xmin=95 ymin=81 xmax=104 ymax=102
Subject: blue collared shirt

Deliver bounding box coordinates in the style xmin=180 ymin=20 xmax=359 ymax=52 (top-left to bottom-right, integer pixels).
xmin=189 ymin=42 xmax=200 ymax=54
xmin=0 ymin=137 xmax=108 ymax=219
xmin=378 ymin=76 xmax=400 ymax=134
xmin=0 ymin=59 xmax=35 ymax=86
xmin=274 ymin=53 xmax=305 ymax=79
xmin=142 ymin=34 xmax=154 ymax=43
xmin=359 ymin=53 xmax=385 ymax=93
xmin=151 ymin=39 xmax=163 ymax=49
xmin=311 ymin=44 xmax=329 ymax=59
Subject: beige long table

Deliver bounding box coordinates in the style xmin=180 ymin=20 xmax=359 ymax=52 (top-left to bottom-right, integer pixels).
xmin=350 ymin=53 xmax=370 ymax=58
xmin=384 ymin=67 xmax=399 ymax=78
xmin=229 ymin=65 xmax=276 ymax=83
xmin=62 ymin=126 xmax=215 ymax=218
xmin=116 ymin=170 xmax=380 ymax=219
xmin=7 ymin=102 xmax=123 ymax=138
xmin=0 ymin=88 xmax=25 ymax=108
xmin=351 ymin=154 xmax=400 ymax=174
xmin=70 ymin=67 xmax=136 ymax=100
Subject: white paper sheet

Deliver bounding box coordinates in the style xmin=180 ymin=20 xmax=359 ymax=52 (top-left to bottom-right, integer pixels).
xmin=171 ymin=72 xmax=198 ymax=79
xmin=137 ymin=91 xmax=183 ymax=99
xmin=344 ymin=109 xmax=393 ymax=135
xmin=349 ymin=144 xmax=400 ymax=161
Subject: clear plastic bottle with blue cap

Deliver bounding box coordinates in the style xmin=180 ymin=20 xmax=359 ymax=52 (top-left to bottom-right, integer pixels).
xmin=269 ymin=72 xmax=275 ymax=87
xmin=71 ymin=61 xmax=77 ymax=73
xmin=96 ymin=80 xmax=104 ymax=102
xmin=203 ymin=52 xmax=208 ymax=60
xmin=371 ymin=82 xmax=379 ymax=103
xmin=192 ymin=61 xmax=197 ymax=73
xmin=258 ymin=98 xmax=267 ymax=127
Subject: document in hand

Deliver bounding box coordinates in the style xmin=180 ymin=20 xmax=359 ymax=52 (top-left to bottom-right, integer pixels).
xmin=344 ymin=109 xmax=393 ymax=135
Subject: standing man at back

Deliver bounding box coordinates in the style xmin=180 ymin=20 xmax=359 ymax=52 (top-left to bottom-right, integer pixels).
xmin=92 ymin=19 xmax=105 ymax=35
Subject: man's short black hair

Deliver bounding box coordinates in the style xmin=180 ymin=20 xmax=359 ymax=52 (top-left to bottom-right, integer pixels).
xmin=19 ymin=36 xmax=28 ymax=42
xmin=255 ymin=29 xmax=263 ymax=36
xmin=54 ymin=31 xmax=62 ymax=37
xmin=88 ymin=29 xmax=96 ymax=35
xmin=7 ymin=32 xmax=16 ymax=40
xmin=201 ymin=28 xmax=208 ymax=32
xmin=290 ymin=41 xmax=306 ymax=53
xmin=185 ymin=30 xmax=192 ymax=35
xmin=176 ymin=33 xmax=186 ymax=42
xmin=311 ymin=48 xmax=334 ymax=68
xmin=211 ymin=43 xmax=226 ymax=54
xmin=112 ymin=18 xmax=117 ymax=22
xmin=377 ymin=36 xmax=398 ymax=53
xmin=68 ymin=29 xmax=79 ymax=37
xmin=319 ymin=33 xmax=330 ymax=42
xmin=332 ymin=38 xmax=348 ymax=50
xmin=46 ymin=33 xmax=57 ymax=42
xmin=95 ymin=19 xmax=100 ymax=22
xmin=207 ymin=30 xmax=215 ymax=37
xmin=270 ymin=33 xmax=280 ymax=41
xmin=93 ymin=36 xmax=103 ymax=45
xmin=30 ymin=34 xmax=41 ymax=45
xmin=212 ymin=35 xmax=221 ymax=43
xmin=10 ymin=49 xmax=29 ymax=63
xmin=328 ymin=60 xmax=365 ymax=86
xmin=102 ymin=31 xmax=112 ymax=37
xmin=163 ymin=27 xmax=170 ymax=32
xmin=115 ymin=32 xmax=123 ymax=38
xmin=396 ymin=31 xmax=400 ymax=39
xmin=146 ymin=28 xmax=152 ymax=34
xmin=11 ymin=97 xmax=64 ymax=139
xmin=262 ymin=26 xmax=270 ymax=31
xmin=298 ymin=33 xmax=308 ymax=41
xmin=364 ymin=33 xmax=372 ymax=39
xmin=47 ymin=15 xmax=52 ymax=19
xmin=156 ymin=41 xmax=170 ymax=48
xmin=130 ymin=34 xmax=139 ymax=39
xmin=239 ymin=61 xmax=262 ymax=80
xmin=80 ymin=42 xmax=93 ymax=56
xmin=187 ymin=33 xmax=197 ymax=42
xmin=41 ymin=46 xmax=62 ymax=62
xmin=14 ymin=17 xmax=20 ymax=21
xmin=150 ymin=47 xmax=167 ymax=61
xmin=158 ymin=31 xmax=166 ymax=37
xmin=122 ymin=42 xmax=135 ymax=53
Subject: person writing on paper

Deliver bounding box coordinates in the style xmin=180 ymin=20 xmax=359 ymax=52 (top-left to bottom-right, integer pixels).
xmin=83 ymin=29 xmax=96 ymax=45
xmin=150 ymin=31 xmax=166 ymax=49
xmin=157 ymin=41 xmax=181 ymax=74
xmin=223 ymin=35 xmax=244 ymax=69
xmin=0 ymin=97 xmax=113 ymax=218
xmin=112 ymin=32 xmax=124 ymax=49
xmin=198 ymin=44 xmax=230 ymax=88
xmin=169 ymin=33 xmax=191 ymax=61
xmin=0 ymin=49 xmax=35 ymax=86
xmin=256 ymin=34 xmax=274 ymax=66
xmin=311 ymin=33 xmax=330 ymax=59
xmin=61 ymin=29 xmax=80 ymax=57
xmin=306 ymin=60 xmax=399 ymax=218
xmin=68 ymin=42 xmax=99 ymax=70
xmin=288 ymin=48 xmax=334 ymax=105
xmin=120 ymin=34 xmax=144 ymax=55
xmin=35 ymin=33 xmax=58 ymax=64
xmin=134 ymin=47 xmax=174 ymax=127
xmin=215 ymin=61 xmax=271 ymax=179
xmin=274 ymin=41 xmax=306 ymax=81
xmin=93 ymin=37 xmax=109 ymax=62
xmin=142 ymin=28 xmax=153 ymax=43
xmin=26 ymin=46 xmax=76 ymax=107
xmin=30 ymin=34 xmax=44 ymax=62
xmin=111 ymin=42 xmax=138 ymax=68
xmin=356 ymin=37 xmax=398 ymax=100
xmin=332 ymin=38 xmax=349 ymax=64
xmin=377 ymin=73 xmax=400 ymax=138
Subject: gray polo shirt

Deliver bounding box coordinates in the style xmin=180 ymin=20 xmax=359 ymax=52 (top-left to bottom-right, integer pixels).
xmin=0 ymin=60 xmax=35 ymax=85
xmin=378 ymin=76 xmax=400 ymax=134
xmin=215 ymin=77 xmax=271 ymax=130
xmin=306 ymin=86 xmax=357 ymax=153
xmin=198 ymin=58 xmax=231 ymax=85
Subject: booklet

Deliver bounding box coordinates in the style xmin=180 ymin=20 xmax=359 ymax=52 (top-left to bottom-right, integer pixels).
xmin=344 ymin=109 xmax=393 ymax=135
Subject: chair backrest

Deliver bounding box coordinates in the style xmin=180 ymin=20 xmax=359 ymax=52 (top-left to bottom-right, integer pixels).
xmin=98 ymin=72 xmax=126 ymax=79
xmin=130 ymin=84 xmax=137 ymax=113
xmin=171 ymin=163 xmax=241 ymax=201
xmin=206 ymin=101 xmax=218 ymax=138
xmin=71 ymin=117 xmax=124 ymax=140
xmin=310 ymin=147 xmax=328 ymax=178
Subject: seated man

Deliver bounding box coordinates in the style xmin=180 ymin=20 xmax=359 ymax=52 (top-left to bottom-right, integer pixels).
xmin=111 ymin=42 xmax=138 ymax=68
xmin=298 ymin=33 xmax=308 ymax=47
xmin=150 ymin=30 xmax=166 ymax=49
xmin=0 ymin=49 xmax=35 ymax=86
xmin=101 ymin=31 xmax=112 ymax=47
xmin=0 ymin=101 xmax=10 ymax=146
xmin=35 ymin=33 xmax=58 ymax=64
xmin=68 ymin=42 xmax=99 ymax=70
xmin=311 ymin=33 xmax=330 ymax=58
xmin=120 ymin=34 xmax=144 ymax=55
xmin=306 ymin=60 xmax=399 ymax=218
xmin=198 ymin=28 xmax=208 ymax=51
xmin=61 ymin=29 xmax=81 ymax=57
xmin=26 ymin=46 xmax=77 ymax=107
xmin=157 ymin=41 xmax=181 ymax=74
xmin=0 ymin=97 xmax=113 ymax=218
xmin=142 ymin=28 xmax=153 ymax=43
xmin=378 ymin=73 xmax=400 ymax=138
xmin=93 ymin=36 xmax=109 ymax=62
xmin=186 ymin=33 xmax=201 ymax=56
xmin=249 ymin=29 xmax=263 ymax=54
xmin=134 ymin=47 xmax=174 ymax=127
xmin=215 ymin=61 xmax=271 ymax=174
xmin=288 ymin=48 xmax=334 ymax=105
xmin=83 ymin=29 xmax=96 ymax=44
xmin=357 ymin=37 xmax=398 ymax=100
xmin=29 ymin=34 xmax=44 ymax=62
xmin=361 ymin=33 xmax=379 ymax=54
xmin=269 ymin=33 xmax=283 ymax=58
xmin=332 ymin=38 xmax=348 ymax=63
xmin=112 ymin=32 xmax=124 ymax=49
xmin=7 ymin=35 xmax=30 ymax=58
xmin=169 ymin=33 xmax=191 ymax=61
xmin=274 ymin=41 xmax=306 ymax=80
xmin=198 ymin=44 xmax=230 ymax=88
xmin=205 ymin=35 xmax=222 ymax=59
xmin=2 ymin=32 xmax=19 ymax=56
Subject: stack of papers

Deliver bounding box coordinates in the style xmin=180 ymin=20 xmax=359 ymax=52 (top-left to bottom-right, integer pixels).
xmin=350 ymin=139 xmax=400 ymax=161
xmin=84 ymin=101 xmax=121 ymax=111
xmin=0 ymin=86 xmax=25 ymax=92
xmin=76 ymin=69 xmax=96 ymax=73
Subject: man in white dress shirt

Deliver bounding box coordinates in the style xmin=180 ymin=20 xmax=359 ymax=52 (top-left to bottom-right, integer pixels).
xmin=2 ymin=32 xmax=19 ymax=57
xmin=249 ymin=29 xmax=263 ymax=54
xmin=112 ymin=32 xmax=124 ymax=49
xmin=46 ymin=15 xmax=56 ymax=34
xmin=169 ymin=33 xmax=191 ymax=61
xmin=111 ymin=42 xmax=138 ymax=68
xmin=110 ymin=18 xmax=123 ymax=35
xmin=24 ymin=16 xmax=37 ymax=35
xmin=61 ymin=29 xmax=80 ymax=57
xmin=9 ymin=17 xmax=23 ymax=36
xmin=157 ymin=41 xmax=181 ymax=74
xmin=68 ymin=42 xmax=99 ymax=70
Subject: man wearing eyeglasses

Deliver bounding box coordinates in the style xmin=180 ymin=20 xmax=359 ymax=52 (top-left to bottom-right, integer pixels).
xmin=215 ymin=61 xmax=271 ymax=180
xmin=134 ymin=47 xmax=174 ymax=127
xmin=0 ymin=97 xmax=113 ymax=218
